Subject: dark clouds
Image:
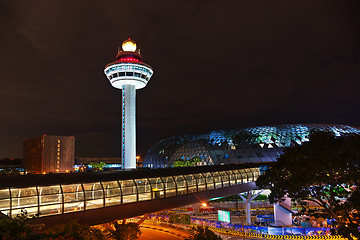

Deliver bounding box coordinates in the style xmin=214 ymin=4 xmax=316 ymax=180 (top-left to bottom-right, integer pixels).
xmin=0 ymin=0 xmax=359 ymax=158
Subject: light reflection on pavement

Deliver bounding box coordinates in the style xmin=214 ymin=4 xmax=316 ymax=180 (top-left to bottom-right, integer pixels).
xmin=138 ymin=227 xmax=184 ymax=240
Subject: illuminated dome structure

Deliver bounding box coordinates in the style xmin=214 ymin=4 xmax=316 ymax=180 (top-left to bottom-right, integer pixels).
xmin=104 ymin=39 xmax=153 ymax=169
xmin=143 ymin=124 xmax=360 ymax=169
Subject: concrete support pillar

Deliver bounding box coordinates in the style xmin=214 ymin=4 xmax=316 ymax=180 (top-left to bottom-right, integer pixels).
xmin=239 ymin=190 xmax=263 ymax=225
xmin=235 ymin=197 xmax=238 ymax=212
xmin=122 ymin=84 xmax=136 ymax=169
xmin=274 ymin=196 xmax=292 ymax=226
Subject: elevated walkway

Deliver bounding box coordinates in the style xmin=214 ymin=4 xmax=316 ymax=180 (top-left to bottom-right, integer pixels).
xmin=0 ymin=163 xmax=262 ymax=226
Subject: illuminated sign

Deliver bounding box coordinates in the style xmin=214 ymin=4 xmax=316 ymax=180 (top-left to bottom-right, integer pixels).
xmin=218 ymin=210 xmax=231 ymax=223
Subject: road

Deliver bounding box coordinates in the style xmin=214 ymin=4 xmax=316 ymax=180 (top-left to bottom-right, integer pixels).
xmin=138 ymin=226 xmax=268 ymax=240
xmin=138 ymin=227 xmax=184 ymax=240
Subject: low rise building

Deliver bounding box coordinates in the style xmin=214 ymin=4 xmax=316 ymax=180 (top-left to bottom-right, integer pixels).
xmin=24 ymin=135 xmax=75 ymax=174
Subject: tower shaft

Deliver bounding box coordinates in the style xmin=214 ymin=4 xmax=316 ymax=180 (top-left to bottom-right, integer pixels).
xmin=122 ymin=84 xmax=136 ymax=169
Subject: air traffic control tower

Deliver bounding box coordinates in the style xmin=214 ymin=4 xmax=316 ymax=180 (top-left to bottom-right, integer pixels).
xmin=104 ymin=39 xmax=153 ymax=169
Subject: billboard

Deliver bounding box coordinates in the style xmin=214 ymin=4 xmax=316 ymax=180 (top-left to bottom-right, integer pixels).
xmin=218 ymin=210 xmax=231 ymax=223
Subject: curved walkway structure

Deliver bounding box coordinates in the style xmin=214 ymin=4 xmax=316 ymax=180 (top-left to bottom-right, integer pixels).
xmin=0 ymin=163 xmax=263 ymax=226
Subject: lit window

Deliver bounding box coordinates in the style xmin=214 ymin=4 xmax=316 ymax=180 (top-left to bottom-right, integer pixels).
xmin=58 ymin=140 xmax=60 ymax=143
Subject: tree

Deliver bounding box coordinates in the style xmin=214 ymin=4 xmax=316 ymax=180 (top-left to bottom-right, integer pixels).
xmin=45 ymin=220 xmax=107 ymax=240
xmin=186 ymin=226 xmax=222 ymax=240
xmin=107 ymin=221 xmax=141 ymax=240
xmin=0 ymin=210 xmax=44 ymax=239
xmin=256 ymin=131 xmax=360 ymax=239
xmin=0 ymin=166 xmax=21 ymax=175
xmin=190 ymin=156 xmax=202 ymax=165
xmin=173 ymin=159 xmax=186 ymax=167
xmin=89 ymin=162 xmax=106 ymax=171
xmin=173 ymin=156 xmax=202 ymax=167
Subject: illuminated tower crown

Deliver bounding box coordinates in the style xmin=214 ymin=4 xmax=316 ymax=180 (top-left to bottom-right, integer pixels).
xmin=104 ymin=39 xmax=154 ymax=169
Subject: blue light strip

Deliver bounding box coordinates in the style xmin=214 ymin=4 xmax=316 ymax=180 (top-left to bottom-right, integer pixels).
xmin=122 ymin=85 xmax=126 ymax=169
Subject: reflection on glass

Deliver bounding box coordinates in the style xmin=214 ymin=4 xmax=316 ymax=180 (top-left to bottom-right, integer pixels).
xmin=227 ymin=171 xmax=236 ymax=185
xmin=240 ymin=169 xmax=248 ymax=183
xmin=0 ymin=199 xmax=10 ymax=211
xmin=184 ymin=174 xmax=197 ymax=193
xmin=194 ymin=173 xmax=206 ymax=191
xmin=85 ymin=183 xmax=104 ymax=209
xmin=39 ymin=185 xmax=61 ymax=205
xmin=40 ymin=204 xmax=61 ymax=216
xmin=219 ymin=171 xmax=229 ymax=187
xmin=174 ymin=175 xmax=187 ymax=195
xmin=135 ymin=178 xmax=151 ymax=201
xmin=0 ymin=188 xmax=10 ymax=199
xmin=120 ymin=180 xmax=137 ymax=204
xmin=149 ymin=177 xmax=164 ymax=199
xmin=11 ymin=187 xmax=38 ymax=217
xmin=162 ymin=176 xmax=176 ymax=197
xmin=212 ymin=172 xmax=222 ymax=189
xmin=103 ymin=181 xmax=121 ymax=206
xmin=252 ymin=168 xmax=260 ymax=180
xmin=245 ymin=169 xmax=253 ymax=182
xmin=204 ymin=172 xmax=215 ymax=190
xmin=83 ymin=182 xmax=103 ymax=208
xmin=62 ymin=184 xmax=84 ymax=213
xmin=234 ymin=170 xmax=243 ymax=184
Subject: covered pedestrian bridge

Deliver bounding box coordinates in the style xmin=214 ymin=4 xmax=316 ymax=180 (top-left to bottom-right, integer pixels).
xmin=0 ymin=163 xmax=264 ymax=226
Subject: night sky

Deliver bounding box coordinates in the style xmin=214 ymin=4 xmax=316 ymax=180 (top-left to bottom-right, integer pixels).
xmin=1 ymin=0 xmax=359 ymax=159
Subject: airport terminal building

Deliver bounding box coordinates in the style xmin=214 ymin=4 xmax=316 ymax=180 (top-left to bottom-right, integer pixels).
xmin=143 ymin=124 xmax=360 ymax=169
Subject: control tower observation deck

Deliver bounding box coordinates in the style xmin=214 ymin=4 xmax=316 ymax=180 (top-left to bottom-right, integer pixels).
xmin=104 ymin=39 xmax=153 ymax=169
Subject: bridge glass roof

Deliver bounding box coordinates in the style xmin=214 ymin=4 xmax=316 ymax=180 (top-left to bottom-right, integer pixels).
xmin=0 ymin=164 xmax=261 ymax=219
